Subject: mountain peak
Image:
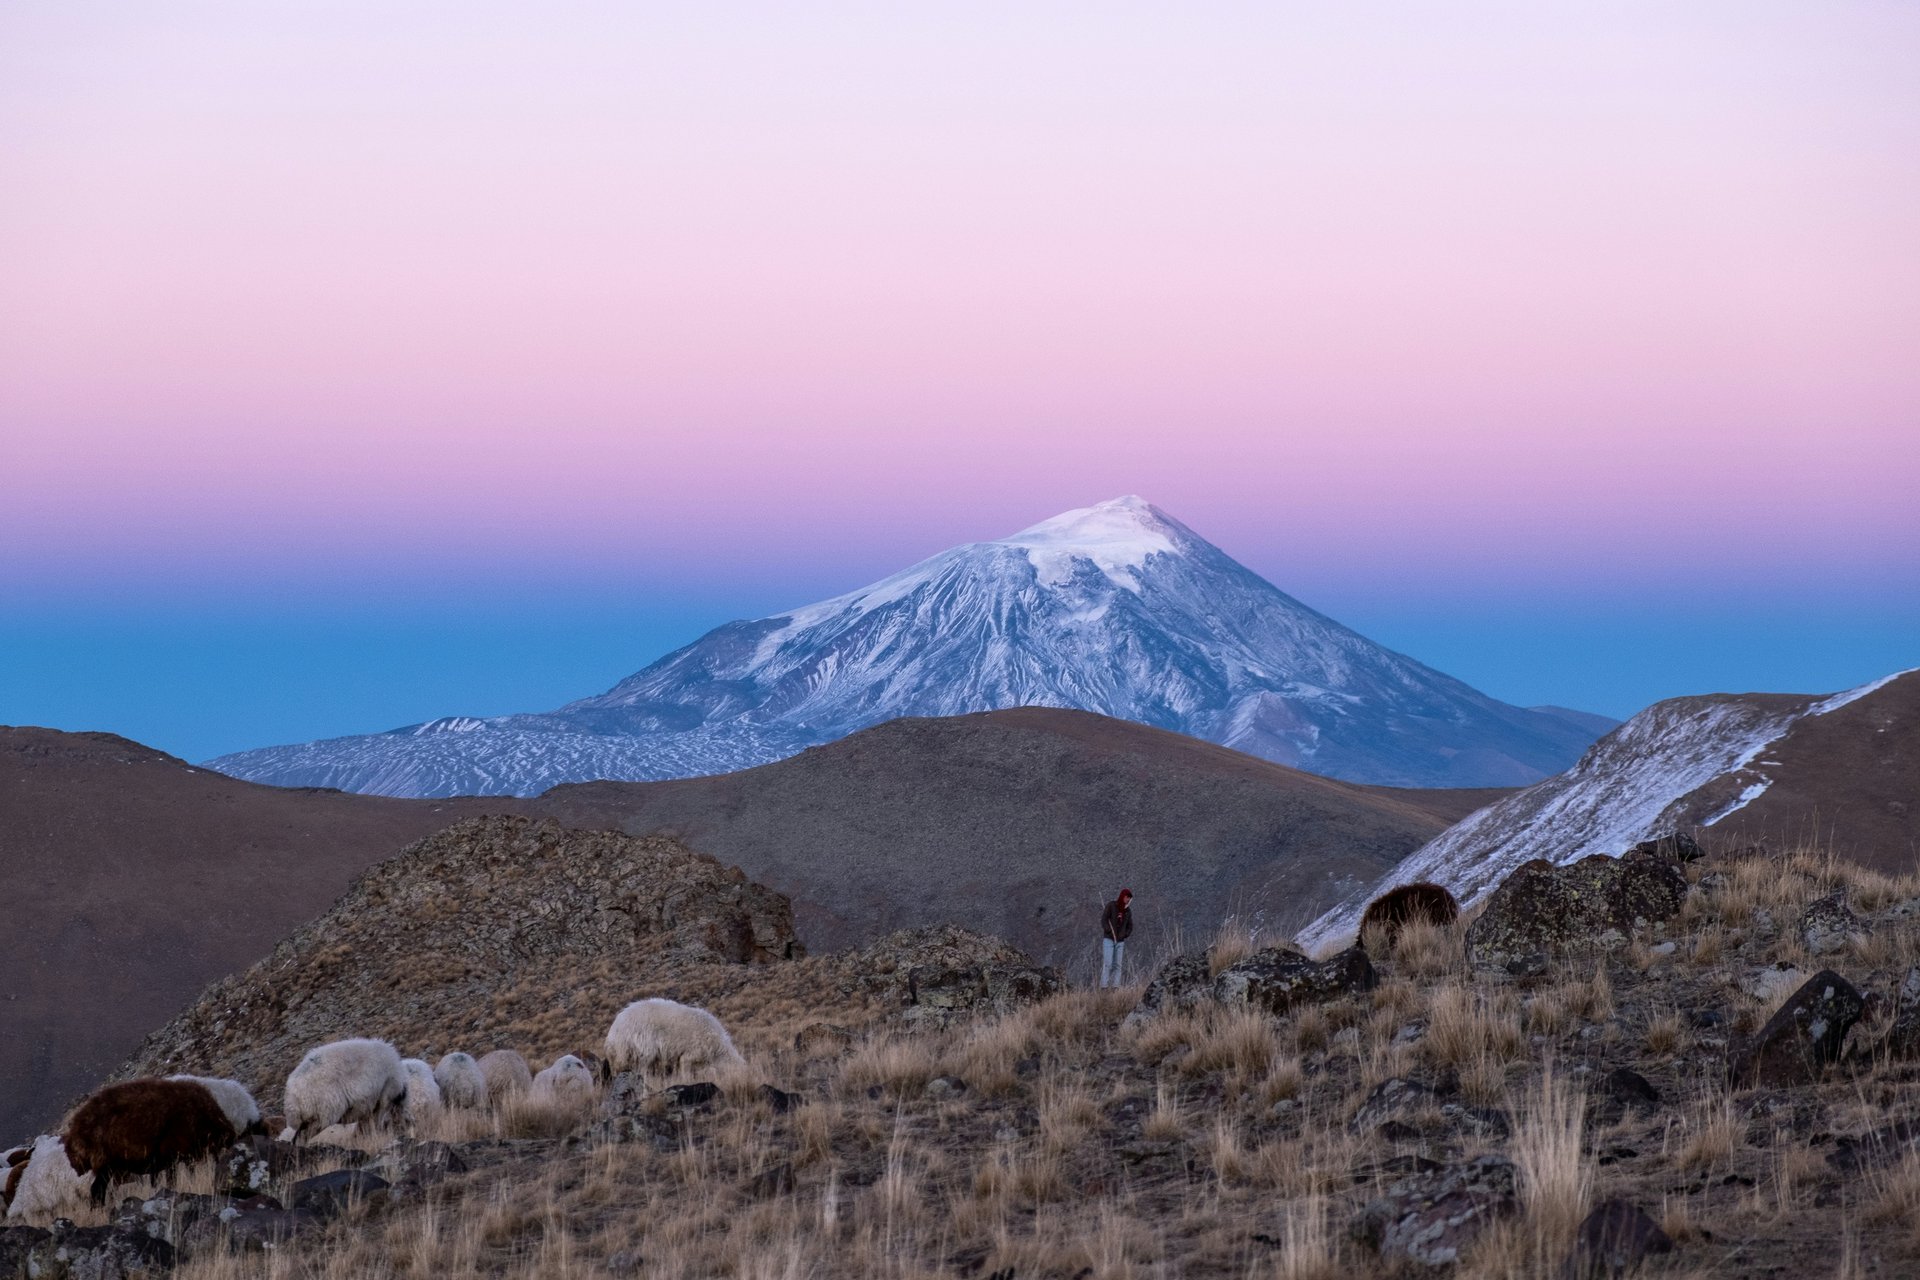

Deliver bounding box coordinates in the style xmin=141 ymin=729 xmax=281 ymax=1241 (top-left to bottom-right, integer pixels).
xmin=996 ymin=496 xmax=1186 ymax=590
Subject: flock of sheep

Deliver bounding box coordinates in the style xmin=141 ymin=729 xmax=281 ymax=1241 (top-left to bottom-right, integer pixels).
xmin=3 ymin=996 xmax=744 ymax=1222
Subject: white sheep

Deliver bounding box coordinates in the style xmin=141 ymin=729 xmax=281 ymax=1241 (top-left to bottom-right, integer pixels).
xmin=433 ymin=1052 xmax=488 ymax=1110
xmin=4 ymin=1135 xmax=87 ymax=1221
xmin=400 ymin=1058 xmax=443 ymax=1117
xmin=167 ymin=1074 xmax=265 ymax=1136
xmin=605 ymin=998 xmax=745 ymax=1080
xmin=530 ymin=1054 xmax=597 ymax=1106
xmin=477 ymin=1049 xmax=532 ymax=1103
xmin=281 ymin=1038 xmax=407 ymax=1143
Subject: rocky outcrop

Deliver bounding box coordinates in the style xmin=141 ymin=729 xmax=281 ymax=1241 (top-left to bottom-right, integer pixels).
xmin=117 ymin=816 xmax=803 ymax=1091
xmin=1213 ymin=947 xmax=1376 ymax=1015
xmin=1121 ymin=953 xmax=1214 ymax=1028
xmin=1729 ymin=970 xmax=1865 ymax=1088
xmin=1465 ymin=852 xmax=1687 ymax=974
xmin=854 ymin=927 xmax=1062 ymax=1030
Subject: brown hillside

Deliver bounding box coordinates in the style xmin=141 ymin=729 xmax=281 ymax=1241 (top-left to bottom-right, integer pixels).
xmin=1698 ymin=668 xmax=1920 ymax=870
xmin=2 ymin=710 xmax=1485 ymax=1141
xmin=539 ymin=707 xmax=1478 ymax=963
xmin=0 ymin=727 xmax=529 ymax=1143
xmin=118 ymin=816 xmax=813 ymax=1096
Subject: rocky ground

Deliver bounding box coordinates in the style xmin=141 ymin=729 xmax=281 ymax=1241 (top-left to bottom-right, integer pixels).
xmin=8 ymin=836 xmax=1920 ymax=1278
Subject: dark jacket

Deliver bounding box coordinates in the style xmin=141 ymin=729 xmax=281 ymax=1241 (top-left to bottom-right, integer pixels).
xmin=1102 ymin=898 xmax=1133 ymax=942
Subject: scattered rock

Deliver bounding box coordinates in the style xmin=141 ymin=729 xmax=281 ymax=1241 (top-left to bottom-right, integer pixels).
xmin=1349 ymin=1155 xmax=1519 ymax=1267
xmin=662 ymin=1082 xmax=721 ymax=1112
xmin=1882 ymin=967 xmax=1920 ymax=1059
xmin=1592 ymin=1068 xmax=1661 ymax=1122
xmin=758 ymin=1085 xmax=803 ymax=1114
xmin=1559 ymin=1199 xmax=1674 ymax=1278
xmin=1630 ymin=831 xmax=1704 ymax=864
xmin=1349 ymin=1078 xmax=1444 ymax=1135
xmin=1799 ymin=894 xmax=1868 ymax=957
xmin=13 ymin=1218 xmax=176 ymax=1278
xmin=924 ymin=1075 xmax=969 ymax=1102
xmin=1826 ymin=1119 xmax=1920 ymax=1176
xmin=1122 ymin=952 xmax=1214 ymax=1027
xmin=1213 ymin=946 xmax=1376 ymax=1016
xmin=1729 ymin=970 xmax=1865 ymax=1088
xmin=857 ymin=926 xmax=1062 ymax=1030
xmin=741 ymin=1162 xmax=795 ymax=1199
xmin=289 ymin=1169 xmax=391 ymax=1221
xmin=1466 ymin=853 xmax=1687 ymax=972
xmin=1738 ymin=964 xmax=1807 ymax=1004
xmin=601 ymin=1071 xmax=651 ymax=1116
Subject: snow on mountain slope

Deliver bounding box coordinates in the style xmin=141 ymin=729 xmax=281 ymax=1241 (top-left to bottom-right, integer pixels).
xmin=207 ymin=497 xmax=1604 ymax=798
xmin=1297 ymin=668 xmax=1919 ymax=949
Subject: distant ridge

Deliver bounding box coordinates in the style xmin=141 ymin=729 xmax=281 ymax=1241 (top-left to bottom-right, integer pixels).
xmin=207 ymin=497 xmax=1606 ymax=796
xmin=1301 ymin=667 xmax=1920 ymax=948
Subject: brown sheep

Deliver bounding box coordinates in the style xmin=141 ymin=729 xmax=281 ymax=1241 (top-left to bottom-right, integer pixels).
xmin=2 ymin=1144 xmax=30 ymax=1209
xmin=1359 ymin=882 xmax=1460 ymax=947
xmin=61 ymin=1078 xmax=239 ymax=1206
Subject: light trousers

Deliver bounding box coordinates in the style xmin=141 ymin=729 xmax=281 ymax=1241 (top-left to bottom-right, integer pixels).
xmin=1100 ymin=937 xmax=1126 ymax=988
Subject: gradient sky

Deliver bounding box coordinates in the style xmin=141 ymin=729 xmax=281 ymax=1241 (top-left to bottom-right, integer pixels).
xmin=3 ymin=3 xmax=1916 ymax=763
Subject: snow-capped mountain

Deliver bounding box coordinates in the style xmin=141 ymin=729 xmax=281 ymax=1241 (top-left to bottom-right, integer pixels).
xmin=207 ymin=497 xmax=1607 ymax=797
xmin=1298 ymin=667 xmax=1919 ymax=949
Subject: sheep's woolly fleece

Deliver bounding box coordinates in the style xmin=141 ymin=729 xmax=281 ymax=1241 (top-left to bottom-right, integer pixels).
xmin=531 ymin=1054 xmax=597 ymax=1105
xmin=400 ymin=1059 xmax=443 ymax=1114
xmin=605 ymin=998 xmax=745 ymax=1078
xmin=167 ymin=1074 xmax=262 ymax=1135
xmin=5 ymin=1136 xmax=87 ymax=1221
xmin=434 ymin=1053 xmax=488 ymax=1110
xmin=281 ymin=1038 xmax=407 ymax=1141
xmin=478 ymin=1049 xmax=532 ymax=1101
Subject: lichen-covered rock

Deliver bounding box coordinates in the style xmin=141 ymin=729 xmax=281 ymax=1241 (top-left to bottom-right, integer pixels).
xmin=1466 ymin=852 xmax=1687 ymax=973
xmin=1121 ymin=953 xmax=1214 ymax=1028
xmin=1798 ymin=893 xmax=1868 ymax=957
xmin=1882 ymin=967 xmax=1920 ymax=1059
xmin=1729 ymin=970 xmax=1864 ymax=1088
xmin=1349 ymin=1078 xmax=1445 ymax=1136
xmin=853 ymin=927 xmax=1060 ymax=1029
xmin=1559 ymin=1200 xmax=1674 ymax=1279
xmin=1213 ymin=946 xmax=1376 ymax=1015
xmin=1349 ymin=1155 xmax=1519 ymax=1267
xmin=0 ymin=1226 xmax=51 ymax=1278
xmin=1629 ymin=831 xmax=1704 ymax=864
xmin=289 ymin=1170 xmax=390 ymax=1221
xmin=19 ymin=1218 xmax=175 ymax=1278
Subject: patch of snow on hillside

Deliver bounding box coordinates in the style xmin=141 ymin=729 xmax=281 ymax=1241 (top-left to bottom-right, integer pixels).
xmin=1704 ymin=778 xmax=1773 ymax=826
xmin=1296 ymin=695 xmax=1811 ymax=950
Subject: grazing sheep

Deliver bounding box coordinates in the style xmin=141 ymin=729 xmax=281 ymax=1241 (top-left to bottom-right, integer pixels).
xmin=530 ymin=1054 xmax=597 ymax=1107
xmin=434 ymin=1052 xmax=488 ymax=1110
xmin=281 ymin=1038 xmax=408 ymax=1143
xmin=605 ymin=998 xmax=745 ymax=1079
xmin=63 ymin=1078 xmax=239 ymax=1206
xmin=167 ymin=1074 xmax=267 ymax=1137
xmin=400 ymin=1058 xmax=443 ymax=1117
xmin=477 ymin=1049 xmax=532 ymax=1103
xmin=5 ymin=1136 xmax=87 ymax=1220
xmin=1359 ymin=882 xmax=1460 ymax=947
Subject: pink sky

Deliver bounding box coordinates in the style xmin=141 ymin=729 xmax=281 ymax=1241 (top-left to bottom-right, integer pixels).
xmin=3 ymin=2 xmax=1916 ymax=601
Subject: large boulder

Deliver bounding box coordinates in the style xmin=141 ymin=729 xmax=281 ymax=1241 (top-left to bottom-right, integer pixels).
xmin=1559 ymin=1200 xmax=1674 ymax=1279
xmin=1466 ymin=852 xmax=1687 ymax=973
xmin=1798 ymin=894 xmax=1868 ymax=957
xmin=1212 ymin=946 xmax=1376 ymax=1015
xmin=1350 ymin=1155 xmax=1519 ymax=1267
xmin=1729 ymin=969 xmax=1864 ymax=1088
xmin=857 ymin=927 xmax=1063 ymax=1030
xmin=1122 ymin=952 xmax=1215 ymax=1028
xmin=10 ymin=1218 xmax=175 ymax=1278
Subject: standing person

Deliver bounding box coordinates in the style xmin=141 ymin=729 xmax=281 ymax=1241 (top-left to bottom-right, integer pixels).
xmin=1100 ymin=888 xmax=1134 ymax=988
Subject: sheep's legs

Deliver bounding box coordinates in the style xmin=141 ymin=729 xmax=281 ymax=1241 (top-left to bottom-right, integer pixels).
xmin=89 ymin=1169 xmax=111 ymax=1207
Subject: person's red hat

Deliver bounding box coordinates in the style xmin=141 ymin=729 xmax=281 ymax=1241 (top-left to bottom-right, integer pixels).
xmin=1118 ymin=888 xmax=1133 ymax=899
